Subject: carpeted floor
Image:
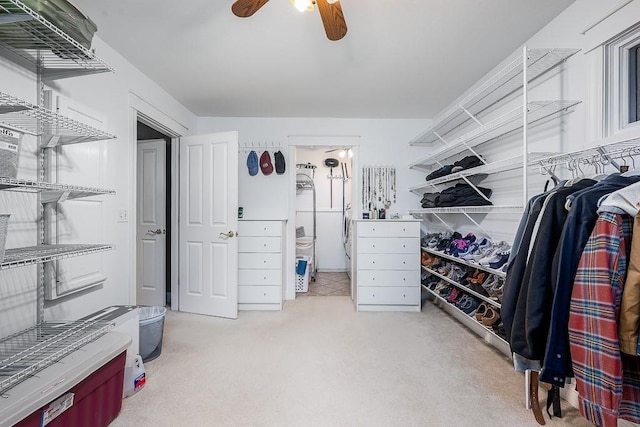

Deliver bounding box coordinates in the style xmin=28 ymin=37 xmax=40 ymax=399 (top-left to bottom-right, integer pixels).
xmin=112 ymin=296 xmax=593 ymax=427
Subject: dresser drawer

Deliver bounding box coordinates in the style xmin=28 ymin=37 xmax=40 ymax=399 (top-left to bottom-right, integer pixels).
xmin=238 ymin=221 xmax=282 ymax=237
xmin=357 ymin=253 xmax=417 ymax=270
xmin=239 ymin=253 xmax=282 ymax=269
xmin=239 ymin=269 xmax=282 ymax=286
xmin=239 ymin=236 xmax=281 ymax=253
xmin=358 ymin=286 xmax=420 ymax=305
xmin=357 ymin=269 xmax=420 ymax=287
xmin=357 ymin=237 xmax=418 ymax=254
xmin=356 ymin=221 xmax=419 ymax=238
xmin=239 ymin=285 xmax=281 ymax=303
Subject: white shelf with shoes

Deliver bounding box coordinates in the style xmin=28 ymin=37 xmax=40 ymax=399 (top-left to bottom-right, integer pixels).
xmin=421 ymin=265 xmax=501 ymax=308
xmin=422 ymin=285 xmax=511 ymax=357
xmin=409 ymin=46 xmax=580 ymax=381
xmin=421 ymin=246 xmax=507 ymax=278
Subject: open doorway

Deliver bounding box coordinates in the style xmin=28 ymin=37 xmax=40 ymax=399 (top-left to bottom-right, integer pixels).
xmin=136 ymin=121 xmax=172 ymax=307
xmin=294 ymin=146 xmax=353 ymax=297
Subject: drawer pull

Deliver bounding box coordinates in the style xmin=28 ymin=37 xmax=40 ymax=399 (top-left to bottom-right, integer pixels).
xmin=403 ymin=278 xmax=406 ymax=281
xmin=372 ymin=244 xmax=375 ymax=248
xmin=402 ymin=244 xmax=406 ymax=248
xmin=403 ymin=294 xmax=406 ymax=298
xmin=402 ymin=261 xmax=406 ymax=264
xmin=263 ymin=293 xmax=267 ymax=296
xmin=372 ymin=294 xmax=375 ymax=297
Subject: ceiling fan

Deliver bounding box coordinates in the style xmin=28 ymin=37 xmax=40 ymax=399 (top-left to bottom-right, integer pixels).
xmin=231 ymin=0 xmax=348 ymax=41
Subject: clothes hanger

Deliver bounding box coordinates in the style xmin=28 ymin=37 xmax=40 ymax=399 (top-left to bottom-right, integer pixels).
xmin=587 ymin=154 xmax=609 ymax=181
xmin=621 ymin=148 xmax=640 ymax=177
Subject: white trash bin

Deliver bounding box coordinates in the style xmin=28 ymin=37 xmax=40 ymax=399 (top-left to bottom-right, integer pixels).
xmin=139 ymin=306 xmax=167 ymax=362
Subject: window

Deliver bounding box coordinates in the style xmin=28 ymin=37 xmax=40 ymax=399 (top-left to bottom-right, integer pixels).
xmin=631 ymin=43 xmax=640 ymax=124
xmin=604 ymin=23 xmax=640 ymax=135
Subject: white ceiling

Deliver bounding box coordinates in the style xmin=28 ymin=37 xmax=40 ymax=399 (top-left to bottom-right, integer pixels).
xmin=72 ymin=0 xmax=575 ymax=119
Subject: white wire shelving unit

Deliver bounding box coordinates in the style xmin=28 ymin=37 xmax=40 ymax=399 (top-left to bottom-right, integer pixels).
xmin=0 ymin=0 xmax=118 ymax=397
xmin=0 ymin=0 xmax=113 ymax=80
xmin=409 ymin=48 xmax=579 ymax=146
xmin=0 ymin=319 xmax=113 ymax=394
xmin=0 ymin=91 xmax=116 ymax=147
xmin=0 ymin=177 xmax=115 ymax=203
xmin=422 ymin=246 xmax=507 ymax=279
xmin=409 ymin=100 xmax=581 ymax=170
xmin=1 ymin=244 xmax=114 ymax=270
xmin=410 ymin=47 xmax=581 ymax=387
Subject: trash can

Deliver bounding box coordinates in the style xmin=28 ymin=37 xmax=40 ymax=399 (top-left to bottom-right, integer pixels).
xmin=138 ymin=306 xmax=167 ymax=362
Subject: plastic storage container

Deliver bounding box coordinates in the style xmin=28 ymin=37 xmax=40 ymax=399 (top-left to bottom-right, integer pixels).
xmin=138 ymin=306 xmax=167 ymax=362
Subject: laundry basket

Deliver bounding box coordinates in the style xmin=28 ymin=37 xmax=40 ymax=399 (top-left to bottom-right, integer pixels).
xmin=296 ymin=256 xmax=311 ymax=292
xmin=0 ymin=126 xmax=21 ymax=179
xmin=138 ymin=306 xmax=167 ymax=362
xmin=0 ymin=213 xmax=9 ymax=263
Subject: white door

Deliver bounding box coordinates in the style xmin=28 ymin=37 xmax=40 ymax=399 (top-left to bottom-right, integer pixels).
xmin=136 ymin=139 xmax=166 ymax=307
xmin=179 ymin=131 xmax=239 ymax=319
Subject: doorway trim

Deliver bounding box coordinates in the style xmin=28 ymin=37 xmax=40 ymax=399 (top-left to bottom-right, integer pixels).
xmin=286 ymin=135 xmax=361 ymax=301
xmin=129 ymin=92 xmax=188 ymax=311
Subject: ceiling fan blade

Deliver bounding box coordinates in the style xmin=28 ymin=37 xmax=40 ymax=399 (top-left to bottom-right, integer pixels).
xmin=232 ymin=0 xmax=270 ymax=18
xmin=325 ymin=148 xmax=340 ymax=153
xmin=316 ymin=0 xmax=347 ymax=41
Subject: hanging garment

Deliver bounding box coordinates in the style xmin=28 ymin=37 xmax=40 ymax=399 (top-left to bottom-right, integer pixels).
xmin=540 ymin=175 xmax=640 ymax=386
xmin=621 ymin=212 xmax=640 ymax=356
xmin=507 ymin=186 xmax=563 ymax=267
xmin=503 ymin=179 xmax=595 ymax=359
xmin=568 ymin=212 xmax=640 ymax=427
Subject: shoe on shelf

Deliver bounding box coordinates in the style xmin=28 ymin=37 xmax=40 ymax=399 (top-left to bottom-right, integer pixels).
xmin=475 ymin=302 xmax=489 ymax=321
xmin=488 ymin=252 xmax=509 ymax=270
xmin=481 ymin=306 xmax=501 ymax=327
xmin=461 ymin=297 xmax=480 ymax=315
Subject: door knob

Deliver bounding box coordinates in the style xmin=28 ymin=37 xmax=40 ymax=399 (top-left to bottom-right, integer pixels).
xmin=147 ymin=228 xmax=164 ymax=235
xmin=219 ymin=231 xmax=236 ymax=238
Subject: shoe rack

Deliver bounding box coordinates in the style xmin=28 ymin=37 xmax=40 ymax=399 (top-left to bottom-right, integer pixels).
xmin=420 ymin=241 xmax=510 ymax=357
xmin=408 ymin=46 xmax=579 ymax=344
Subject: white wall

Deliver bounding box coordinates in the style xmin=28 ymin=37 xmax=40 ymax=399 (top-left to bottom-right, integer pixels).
xmin=0 ymin=37 xmax=197 ymax=337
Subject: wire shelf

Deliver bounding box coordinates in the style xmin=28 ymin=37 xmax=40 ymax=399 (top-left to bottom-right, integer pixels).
xmin=529 ymin=138 xmax=640 ymax=169
xmin=422 ymin=247 xmax=506 ymax=278
xmin=0 ymin=0 xmax=113 ymax=80
xmin=0 ymin=91 xmax=115 ymax=146
xmin=0 ymin=177 xmax=115 ymax=202
xmin=410 ymin=205 xmax=524 ymax=215
xmin=409 ymin=48 xmax=579 ymax=145
xmin=409 ymin=100 xmax=581 ymax=169
xmin=1 ymin=244 xmax=114 ymax=270
xmin=423 ymin=285 xmax=511 ymax=357
xmin=0 ymin=320 xmax=113 ymax=394
xmin=409 ymin=155 xmax=524 ymax=191
xmin=422 ymin=265 xmax=501 ymax=308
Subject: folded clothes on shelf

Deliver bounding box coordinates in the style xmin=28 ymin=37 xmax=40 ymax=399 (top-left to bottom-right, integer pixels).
xmin=421 ymin=183 xmax=493 ymax=208
xmin=425 ymin=155 xmax=484 ymax=181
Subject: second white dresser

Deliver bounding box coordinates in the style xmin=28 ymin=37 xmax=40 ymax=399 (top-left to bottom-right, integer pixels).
xmin=352 ymin=219 xmax=421 ymax=312
xmin=238 ymin=220 xmax=285 ymax=311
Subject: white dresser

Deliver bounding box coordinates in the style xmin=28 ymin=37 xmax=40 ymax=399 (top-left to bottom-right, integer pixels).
xmin=238 ymin=220 xmax=286 ymax=311
xmin=352 ymin=219 xmax=421 ymax=312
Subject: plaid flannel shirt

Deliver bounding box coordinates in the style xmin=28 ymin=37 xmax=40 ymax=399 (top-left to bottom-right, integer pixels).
xmin=568 ymin=212 xmax=640 ymax=427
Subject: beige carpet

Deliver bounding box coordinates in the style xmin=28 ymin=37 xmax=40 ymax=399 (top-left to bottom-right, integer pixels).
xmin=112 ymin=297 xmax=592 ymax=427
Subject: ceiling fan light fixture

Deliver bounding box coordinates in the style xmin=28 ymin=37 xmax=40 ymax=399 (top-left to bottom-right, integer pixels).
xmin=292 ymin=0 xmax=314 ymax=12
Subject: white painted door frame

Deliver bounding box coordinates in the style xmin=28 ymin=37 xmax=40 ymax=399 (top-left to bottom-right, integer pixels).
xmin=128 ymin=93 xmax=187 ymax=311
xmin=286 ymin=135 xmax=360 ymax=301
